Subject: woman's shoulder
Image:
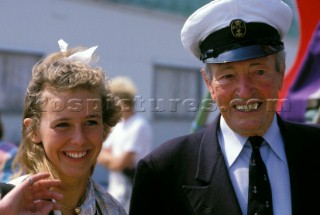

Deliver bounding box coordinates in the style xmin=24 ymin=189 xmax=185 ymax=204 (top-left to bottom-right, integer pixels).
xmin=91 ymin=180 xmax=127 ymax=215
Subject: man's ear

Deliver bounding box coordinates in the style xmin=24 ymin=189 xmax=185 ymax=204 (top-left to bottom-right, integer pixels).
xmin=23 ymin=118 xmax=41 ymax=143
xmin=277 ymin=62 xmax=286 ymax=91
xmin=201 ymin=68 xmax=216 ymax=100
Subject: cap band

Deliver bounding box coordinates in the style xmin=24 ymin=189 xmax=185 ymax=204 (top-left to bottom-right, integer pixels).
xmin=200 ymin=22 xmax=283 ymax=63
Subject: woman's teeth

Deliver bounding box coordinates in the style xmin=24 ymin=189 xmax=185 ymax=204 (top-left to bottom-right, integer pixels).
xmin=65 ymin=151 xmax=87 ymax=159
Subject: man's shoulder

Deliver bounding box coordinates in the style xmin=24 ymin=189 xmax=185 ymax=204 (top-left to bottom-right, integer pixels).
xmin=281 ymin=118 xmax=320 ymax=133
xmin=146 ymin=127 xmax=208 ymax=160
xmin=137 ymin=129 xmax=208 ymax=174
xmin=279 ymin=118 xmax=320 ymax=145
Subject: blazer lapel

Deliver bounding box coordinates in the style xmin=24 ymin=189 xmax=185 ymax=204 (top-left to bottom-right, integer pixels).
xmin=277 ymin=115 xmax=303 ymax=214
xmin=182 ymin=116 xmax=242 ymax=215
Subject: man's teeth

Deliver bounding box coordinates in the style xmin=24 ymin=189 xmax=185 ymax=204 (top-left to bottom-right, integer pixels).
xmin=235 ymin=103 xmax=259 ymax=112
xmin=65 ymin=151 xmax=87 ymax=159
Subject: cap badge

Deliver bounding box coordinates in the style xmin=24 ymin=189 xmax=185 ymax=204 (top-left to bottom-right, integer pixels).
xmin=230 ymin=19 xmax=246 ymax=38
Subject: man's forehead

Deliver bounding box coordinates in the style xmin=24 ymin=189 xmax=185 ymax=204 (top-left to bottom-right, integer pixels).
xmin=210 ymin=55 xmax=273 ymax=69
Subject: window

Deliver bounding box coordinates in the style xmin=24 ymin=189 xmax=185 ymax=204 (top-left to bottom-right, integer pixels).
xmin=0 ymin=51 xmax=42 ymax=112
xmin=153 ymin=65 xmax=202 ymax=119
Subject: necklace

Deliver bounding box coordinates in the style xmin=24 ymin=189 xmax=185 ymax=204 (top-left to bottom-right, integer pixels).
xmin=58 ymin=201 xmax=81 ymax=214
xmin=56 ymin=182 xmax=87 ymax=214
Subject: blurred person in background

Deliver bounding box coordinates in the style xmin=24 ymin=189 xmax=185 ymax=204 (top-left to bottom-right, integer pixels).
xmin=98 ymin=76 xmax=152 ymax=212
xmin=0 ymin=115 xmax=18 ymax=182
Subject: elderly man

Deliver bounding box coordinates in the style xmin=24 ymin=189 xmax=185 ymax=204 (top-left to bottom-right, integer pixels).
xmin=129 ymin=0 xmax=320 ymax=215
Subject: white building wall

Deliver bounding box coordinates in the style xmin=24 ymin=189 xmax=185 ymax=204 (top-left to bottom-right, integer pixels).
xmin=0 ymin=0 xmax=298 ymax=148
xmin=0 ymin=0 xmax=203 ymax=147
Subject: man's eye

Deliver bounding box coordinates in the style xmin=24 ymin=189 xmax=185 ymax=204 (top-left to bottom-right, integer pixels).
xmin=215 ymin=74 xmax=234 ymax=84
xmin=257 ymin=70 xmax=265 ymax=75
xmin=223 ymin=74 xmax=234 ymax=79
xmin=216 ymin=74 xmax=233 ymax=80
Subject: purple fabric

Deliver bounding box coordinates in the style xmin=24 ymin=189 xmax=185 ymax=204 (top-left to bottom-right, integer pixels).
xmin=280 ymin=21 xmax=320 ymax=122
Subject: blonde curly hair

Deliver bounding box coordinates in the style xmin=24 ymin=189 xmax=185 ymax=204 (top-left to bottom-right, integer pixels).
xmin=13 ymin=47 xmax=121 ymax=179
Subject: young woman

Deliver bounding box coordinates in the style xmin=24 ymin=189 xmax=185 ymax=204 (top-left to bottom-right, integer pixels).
xmin=11 ymin=40 xmax=126 ymax=215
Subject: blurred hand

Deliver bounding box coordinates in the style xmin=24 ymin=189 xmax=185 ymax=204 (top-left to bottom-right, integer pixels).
xmin=0 ymin=172 xmax=63 ymax=215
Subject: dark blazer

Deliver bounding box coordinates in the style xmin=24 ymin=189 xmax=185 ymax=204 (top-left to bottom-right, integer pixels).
xmin=129 ymin=115 xmax=320 ymax=215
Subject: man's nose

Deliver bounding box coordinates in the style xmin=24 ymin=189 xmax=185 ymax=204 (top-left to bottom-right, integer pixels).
xmin=236 ymin=75 xmax=254 ymax=98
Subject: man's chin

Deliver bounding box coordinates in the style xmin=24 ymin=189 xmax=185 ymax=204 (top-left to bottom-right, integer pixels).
xmin=229 ymin=121 xmax=268 ymax=137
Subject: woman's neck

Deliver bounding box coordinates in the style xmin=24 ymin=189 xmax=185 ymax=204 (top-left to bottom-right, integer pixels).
xmin=54 ymin=176 xmax=89 ymax=214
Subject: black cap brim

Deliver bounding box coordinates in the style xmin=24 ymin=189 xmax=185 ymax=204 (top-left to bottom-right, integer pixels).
xmin=200 ymin=22 xmax=284 ymax=64
xmin=203 ymin=44 xmax=284 ymax=64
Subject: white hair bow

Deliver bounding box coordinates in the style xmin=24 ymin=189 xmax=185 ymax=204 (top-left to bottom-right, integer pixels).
xmin=58 ymin=39 xmax=98 ymax=64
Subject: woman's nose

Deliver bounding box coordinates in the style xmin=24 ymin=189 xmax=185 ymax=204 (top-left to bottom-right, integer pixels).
xmin=70 ymin=127 xmax=85 ymax=145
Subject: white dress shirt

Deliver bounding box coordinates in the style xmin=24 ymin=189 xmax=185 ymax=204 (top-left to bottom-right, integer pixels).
xmin=218 ymin=115 xmax=292 ymax=215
